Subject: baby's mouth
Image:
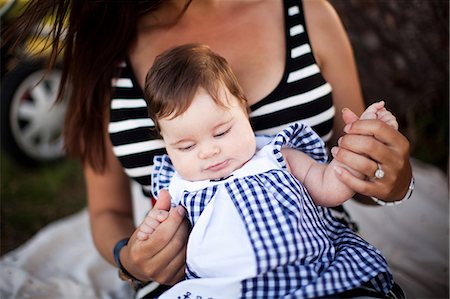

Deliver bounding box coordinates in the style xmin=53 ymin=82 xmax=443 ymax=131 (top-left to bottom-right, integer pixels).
xmin=205 ymin=160 xmax=229 ymax=172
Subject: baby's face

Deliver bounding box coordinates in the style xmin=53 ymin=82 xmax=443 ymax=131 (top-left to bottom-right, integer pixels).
xmin=159 ymin=86 xmax=256 ymax=181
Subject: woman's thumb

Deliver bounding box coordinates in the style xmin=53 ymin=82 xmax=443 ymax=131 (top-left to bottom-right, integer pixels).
xmin=342 ymin=108 xmax=359 ymax=125
xmin=153 ymin=189 xmax=172 ymax=211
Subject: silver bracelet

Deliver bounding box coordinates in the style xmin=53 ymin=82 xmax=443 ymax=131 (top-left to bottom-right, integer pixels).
xmin=370 ymin=176 xmax=415 ymax=206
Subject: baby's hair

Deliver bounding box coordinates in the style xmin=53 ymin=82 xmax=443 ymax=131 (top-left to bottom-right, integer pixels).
xmin=144 ymin=43 xmax=248 ymax=130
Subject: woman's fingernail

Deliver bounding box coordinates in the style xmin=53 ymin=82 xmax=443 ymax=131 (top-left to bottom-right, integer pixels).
xmin=331 ymin=147 xmax=339 ymax=156
xmin=343 ymin=124 xmax=351 ymax=133
xmin=337 ymin=137 xmax=342 ymax=145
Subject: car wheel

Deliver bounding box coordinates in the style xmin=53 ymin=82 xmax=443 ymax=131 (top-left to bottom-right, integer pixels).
xmin=1 ymin=59 xmax=67 ymax=166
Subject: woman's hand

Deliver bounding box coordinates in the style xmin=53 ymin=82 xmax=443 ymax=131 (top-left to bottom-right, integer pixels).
xmin=332 ymin=117 xmax=412 ymax=202
xmin=120 ymin=190 xmax=190 ymax=285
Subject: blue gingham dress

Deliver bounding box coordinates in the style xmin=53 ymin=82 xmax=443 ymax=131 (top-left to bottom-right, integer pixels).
xmin=152 ymin=123 xmax=393 ymax=299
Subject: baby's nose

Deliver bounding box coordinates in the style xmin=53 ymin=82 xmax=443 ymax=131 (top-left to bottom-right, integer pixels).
xmin=199 ymin=144 xmax=220 ymax=159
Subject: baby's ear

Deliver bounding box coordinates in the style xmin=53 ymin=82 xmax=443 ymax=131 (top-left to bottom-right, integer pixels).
xmin=341 ymin=108 xmax=359 ymax=125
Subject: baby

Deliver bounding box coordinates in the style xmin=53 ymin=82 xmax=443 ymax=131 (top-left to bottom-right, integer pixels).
xmin=139 ymin=44 xmax=400 ymax=298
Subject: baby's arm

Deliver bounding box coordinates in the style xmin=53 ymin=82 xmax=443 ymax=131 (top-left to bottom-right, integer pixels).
xmin=136 ymin=208 xmax=170 ymax=241
xmin=282 ymin=148 xmax=360 ymax=207
xmin=283 ymin=101 xmax=398 ymax=207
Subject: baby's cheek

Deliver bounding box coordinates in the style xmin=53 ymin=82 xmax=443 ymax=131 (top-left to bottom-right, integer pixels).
xmin=243 ymin=135 xmax=257 ymax=158
xmin=172 ymin=159 xmax=189 ymax=177
xmin=175 ymin=157 xmax=206 ymax=181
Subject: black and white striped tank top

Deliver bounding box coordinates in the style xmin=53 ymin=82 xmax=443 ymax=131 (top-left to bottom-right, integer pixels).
xmin=108 ymin=0 xmax=335 ymax=197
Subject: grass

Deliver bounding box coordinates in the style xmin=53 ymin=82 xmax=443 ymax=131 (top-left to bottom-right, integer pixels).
xmin=0 ymin=152 xmax=86 ymax=255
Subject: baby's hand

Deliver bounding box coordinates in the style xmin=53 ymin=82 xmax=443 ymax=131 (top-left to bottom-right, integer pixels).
xmin=360 ymin=101 xmax=398 ymax=130
xmin=342 ymin=101 xmax=398 ymax=130
xmin=136 ymin=208 xmax=170 ymax=241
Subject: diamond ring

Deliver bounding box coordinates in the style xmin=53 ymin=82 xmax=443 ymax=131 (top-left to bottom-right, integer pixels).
xmin=374 ymin=163 xmax=385 ymax=179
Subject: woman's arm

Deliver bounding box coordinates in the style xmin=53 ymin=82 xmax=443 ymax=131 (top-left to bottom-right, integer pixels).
xmin=84 ymin=137 xmax=135 ymax=264
xmin=304 ymin=0 xmax=412 ymax=202
xmin=304 ymin=0 xmax=365 ymax=146
xmin=85 ymin=134 xmax=188 ymax=285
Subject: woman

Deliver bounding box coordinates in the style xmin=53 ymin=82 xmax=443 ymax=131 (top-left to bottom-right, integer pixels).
xmin=7 ymin=0 xmax=413 ymax=296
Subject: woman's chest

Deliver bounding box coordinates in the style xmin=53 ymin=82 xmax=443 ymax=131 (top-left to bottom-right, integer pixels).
xmin=130 ymin=0 xmax=285 ymax=105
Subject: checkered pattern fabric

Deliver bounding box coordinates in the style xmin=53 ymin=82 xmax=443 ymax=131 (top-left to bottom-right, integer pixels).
xmin=180 ymin=186 xmax=218 ymax=227
xmin=152 ymin=122 xmax=393 ymax=298
xmin=225 ymin=169 xmax=392 ymax=298
xmin=272 ymin=122 xmax=329 ymax=166
xmin=151 ymin=155 xmax=175 ymax=199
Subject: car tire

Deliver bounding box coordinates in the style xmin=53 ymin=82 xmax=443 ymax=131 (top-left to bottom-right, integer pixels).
xmin=1 ymin=59 xmax=67 ymax=167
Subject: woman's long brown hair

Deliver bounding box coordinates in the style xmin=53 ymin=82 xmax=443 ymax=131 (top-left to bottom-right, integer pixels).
xmin=4 ymin=0 xmax=168 ymax=172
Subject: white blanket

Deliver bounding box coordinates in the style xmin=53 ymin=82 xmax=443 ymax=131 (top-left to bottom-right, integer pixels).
xmin=0 ymin=212 xmax=133 ymax=299
xmin=1 ymin=158 xmax=448 ymax=299
xmin=344 ymin=159 xmax=449 ymax=298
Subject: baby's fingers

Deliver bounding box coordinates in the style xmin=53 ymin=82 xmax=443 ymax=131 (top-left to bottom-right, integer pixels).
xmin=137 ymin=222 xmax=152 ymax=240
xmin=148 ymin=209 xmax=170 ymax=222
xmin=136 ymin=218 xmax=159 ymax=240
xmin=137 ymin=229 xmax=151 ymax=241
xmin=360 ymin=111 xmax=376 ymax=121
xmin=136 ymin=210 xmax=170 ymax=241
xmin=366 ymin=101 xmax=385 ymax=114
xmin=360 ymin=101 xmax=385 ymax=120
xmin=377 ymin=110 xmax=398 ymax=130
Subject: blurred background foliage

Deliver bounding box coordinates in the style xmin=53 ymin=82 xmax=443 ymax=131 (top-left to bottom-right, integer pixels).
xmin=1 ymin=0 xmax=448 ymax=254
xmin=330 ymin=0 xmax=449 ymax=172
